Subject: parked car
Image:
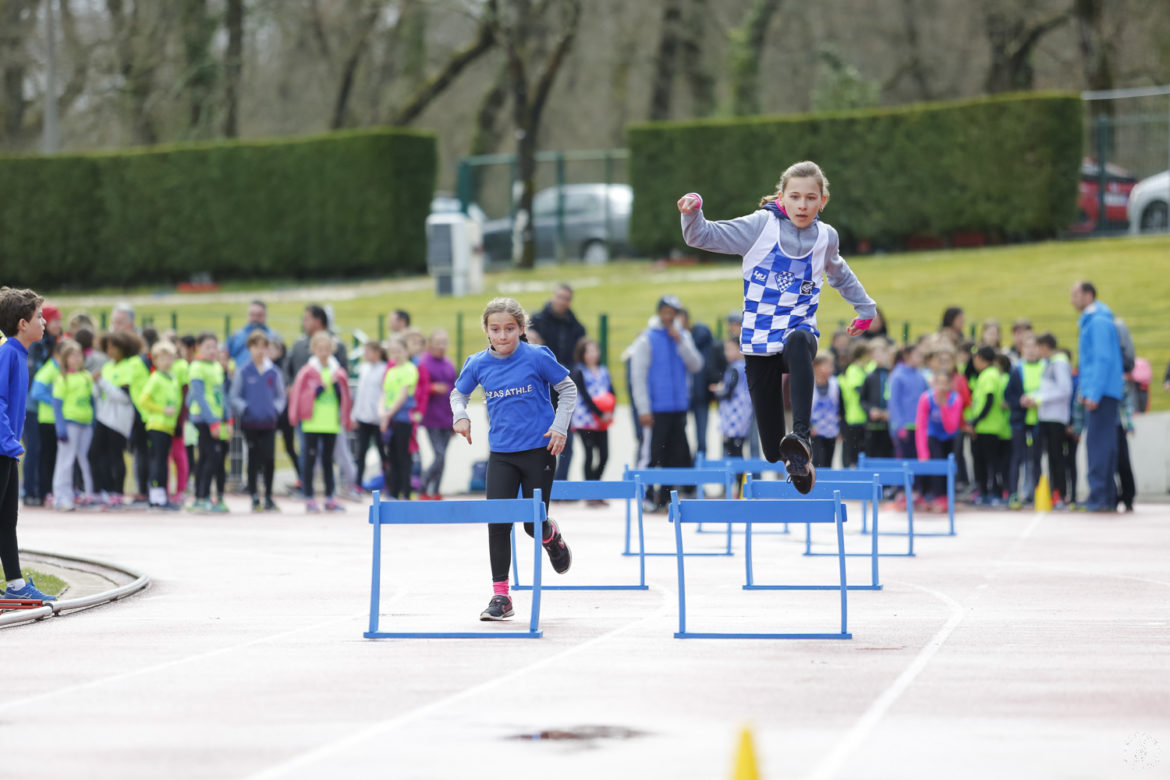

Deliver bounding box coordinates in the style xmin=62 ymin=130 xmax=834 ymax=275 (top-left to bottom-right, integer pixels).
xmin=481 ymin=183 xmax=633 ymax=264
xmin=1127 ymin=170 xmax=1170 ymax=234
xmin=1069 ymin=158 xmax=1136 ymax=234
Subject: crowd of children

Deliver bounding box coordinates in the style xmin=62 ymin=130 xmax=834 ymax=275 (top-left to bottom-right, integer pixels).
xmin=15 ymin=301 xmax=458 ymax=516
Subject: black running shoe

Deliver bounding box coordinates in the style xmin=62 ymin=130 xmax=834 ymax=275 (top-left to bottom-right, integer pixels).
xmin=779 ymin=433 xmax=816 ymax=495
xmin=480 ymin=594 xmax=514 ymax=621
xmin=542 ymin=519 xmax=572 ymax=574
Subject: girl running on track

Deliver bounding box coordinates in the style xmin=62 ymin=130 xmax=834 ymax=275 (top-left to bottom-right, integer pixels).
xmin=450 ymin=297 xmax=576 ymax=621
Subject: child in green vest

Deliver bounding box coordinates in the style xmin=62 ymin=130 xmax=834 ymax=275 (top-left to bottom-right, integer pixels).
xmin=29 ymin=339 xmax=63 ymax=505
xmin=838 ymin=341 xmax=871 ymax=467
xmin=188 ymin=332 xmax=229 ymax=513
xmin=1004 ymin=333 xmax=1044 ymax=509
xmin=969 ymin=346 xmax=1008 ymax=507
xmin=51 ymin=340 xmax=94 ymax=510
xmin=379 ymin=337 xmax=419 ymax=501
xmin=138 ymin=341 xmax=183 ymax=512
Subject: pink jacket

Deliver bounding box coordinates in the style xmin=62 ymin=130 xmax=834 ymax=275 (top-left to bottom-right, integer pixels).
xmin=915 ymin=390 xmax=962 ymax=460
xmin=288 ymin=356 xmax=355 ymax=431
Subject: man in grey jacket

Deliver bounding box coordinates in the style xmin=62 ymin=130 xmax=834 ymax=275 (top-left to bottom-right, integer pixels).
xmin=629 ymin=295 xmax=703 ymax=509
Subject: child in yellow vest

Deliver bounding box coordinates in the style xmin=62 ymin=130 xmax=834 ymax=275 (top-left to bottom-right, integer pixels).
xmin=50 ymin=340 xmax=94 ymax=510
xmin=138 ymin=341 xmax=183 ymax=512
xmin=187 ymin=332 xmax=229 ymax=513
xmin=379 ymin=337 xmax=418 ymax=501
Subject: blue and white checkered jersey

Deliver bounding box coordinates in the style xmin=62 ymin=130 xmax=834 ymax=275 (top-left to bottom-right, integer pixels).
xmin=681 ymin=201 xmax=875 ymax=356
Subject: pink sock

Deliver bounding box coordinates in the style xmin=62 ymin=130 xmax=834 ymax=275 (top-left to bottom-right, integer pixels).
xmin=542 ymin=520 xmax=557 ymax=544
xmin=493 ymin=581 xmax=509 ymax=596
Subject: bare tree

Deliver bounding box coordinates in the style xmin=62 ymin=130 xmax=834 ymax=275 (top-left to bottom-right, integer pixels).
xmin=389 ymin=10 xmax=496 ymax=126
xmin=1073 ymin=0 xmax=1115 ymax=100
xmin=884 ymin=0 xmax=935 ymax=101
xmin=648 ymin=0 xmax=682 ymax=121
xmin=680 ymin=0 xmax=716 ymax=117
xmin=982 ymin=1 xmax=1069 ymax=94
xmin=107 ymin=0 xmax=173 ymax=145
xmin=729 ymin=0 xmax=780 ymax=116
xmin=469 ymin=62 xmax=508 ymax=156
xmin=181 ymin=0 xmax=217 ymax=137
xmin=0 ymin=0 xmax=37 ymax=144
xmin=487 ymin=0 xmax=582 ymax=268
xmin=223 ymin=0 xmax=243 ymax=137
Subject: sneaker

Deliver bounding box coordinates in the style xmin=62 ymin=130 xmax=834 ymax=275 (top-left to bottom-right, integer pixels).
xmin=542 ymin=519 xmax=572 ymax=574
xmin=1008 ymin=494 xmax=1023 ymax=511
xmin=55 ymin=503 xmax=76 ymax=512
xmin=324 ymin=499 xmax=345 ymax=512
xmin=779 ymin=434 xmax=816 ymax=494
xmin=251 ymin=497 xmax=263 ymax=513
xmin=4 ymin=576 xmax=57 ymax=602
xmin=189 ymin=499 xmax=213 ymax=514
xmin=211 ymin=500 xmax=230 ymax=514
xmin=305 ymin=499 xmax=321 ymax=513
xmin=479 ymin=594 xmax=514 ymax=621
xmin=127 ymin=495 xmax=151 ymax=510
xmin=930 ymin=497 xmax=949 ymax=514
xmin=263 ymin=498 xmax=280 ymax=512
xmin=149 ymin=501 xmax=183 ymax=513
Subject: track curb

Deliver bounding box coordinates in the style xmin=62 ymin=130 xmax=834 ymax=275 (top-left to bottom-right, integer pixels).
xmin=0 ymin=549 xmax=150 ymax=628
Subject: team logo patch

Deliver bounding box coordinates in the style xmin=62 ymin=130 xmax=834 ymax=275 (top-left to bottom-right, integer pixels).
xmin=752 ymin=269 xmax=768 ymax=284
xmin=774 ymin=271 xmax=795 ymax=290
xmin=800 ymin=280 xmax=815 ymax=295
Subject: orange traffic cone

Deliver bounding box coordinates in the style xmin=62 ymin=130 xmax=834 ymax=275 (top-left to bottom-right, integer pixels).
xmin=732 ymin=727 xmax=760 ymax=780
xmin=1035 ymin=474 xmax=1052 ymax=513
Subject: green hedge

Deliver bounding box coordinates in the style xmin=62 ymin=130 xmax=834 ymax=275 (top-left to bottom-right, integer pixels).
xmin=629 ymin=92 xmax=1082 ymax=255
xmin=0 ymin=128 xmax=437 ymax=289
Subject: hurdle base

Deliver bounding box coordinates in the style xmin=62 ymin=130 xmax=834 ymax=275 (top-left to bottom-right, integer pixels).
xmin=675 ymin=631 xmax=851 ymax=640
xmin=364 ymin=630 xmax=543 ymax=639
xmin=876 ymin=530 xmax=956 ymax=537
xmin=512 ymin=584 xmax=648 ymax=591
xmin=744 ymin=584 xmax=882 ymax=591
xmin=804 ymin=550 xmax=915 ymax=558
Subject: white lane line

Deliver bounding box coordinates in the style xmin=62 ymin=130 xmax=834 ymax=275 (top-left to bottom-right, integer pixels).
xmin=245 ymin=586 xmax=673 ymax=780
xmin=0 ymin=591 xmax=403 ymax=713
xmin=804 ymin=511 xmax=1047 ymax=780
xmin=803 ymin=582 xmax=965 ymax=780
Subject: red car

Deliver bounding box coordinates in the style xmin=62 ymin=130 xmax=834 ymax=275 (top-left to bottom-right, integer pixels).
xmin=1070 ymin=158 xmax=1136 ymax=233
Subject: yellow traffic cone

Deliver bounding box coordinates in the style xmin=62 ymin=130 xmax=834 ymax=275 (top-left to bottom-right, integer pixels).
xmin=732 ymin=727 xmax=760 ymax=780
xmin=1035 ymin=474 xmax=1052 ymax=513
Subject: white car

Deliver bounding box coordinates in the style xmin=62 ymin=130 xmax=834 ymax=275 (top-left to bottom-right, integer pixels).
xmin=1127 ymin=170 xmax=1169 ymax=233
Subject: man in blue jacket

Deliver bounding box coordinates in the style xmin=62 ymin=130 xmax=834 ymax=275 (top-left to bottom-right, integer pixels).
xmin=1070 ymin=281 xmax=1125 ymax=512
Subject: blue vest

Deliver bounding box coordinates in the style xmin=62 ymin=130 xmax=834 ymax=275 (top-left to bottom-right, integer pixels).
xmin=926 ymin=391 xmax=959 ymax=442
xmin=647 ymin=328 xmax=689 ymax=413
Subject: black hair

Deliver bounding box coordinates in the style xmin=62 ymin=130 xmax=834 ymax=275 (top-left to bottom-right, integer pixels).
xmin=1036 ymin=333 xmax=1057 ymax=350
xmin=305 ymin=305 xmax=328 ymax=329
xmin=941 ymin=306 xmax=963 ymax=330
xmin=1079 ymin=281 xmax=1097 ymax=299
xmin=976 ymin=345 xmax=997 ymax=363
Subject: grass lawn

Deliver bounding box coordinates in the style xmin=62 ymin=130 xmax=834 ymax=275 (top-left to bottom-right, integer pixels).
xmin=49 ymin=234 xmax=1170 ymax=411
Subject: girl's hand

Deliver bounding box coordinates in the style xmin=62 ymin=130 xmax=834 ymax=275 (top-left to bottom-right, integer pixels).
xmin=453 ymin=418 xmax=472 ymax=444
xmin=846 ymin=317 xmax=873 ymax=337
xmin=677 ymin=193 xmax=702 ymax=214
xmin=543 ymin=428 xmax=566 ymax=456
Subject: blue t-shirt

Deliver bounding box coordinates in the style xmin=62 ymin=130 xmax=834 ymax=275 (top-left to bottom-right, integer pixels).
xmin=0 ymin=338 xmax=30 ymax=459
xmin=455 ymin=341 xmax=569 ymax=453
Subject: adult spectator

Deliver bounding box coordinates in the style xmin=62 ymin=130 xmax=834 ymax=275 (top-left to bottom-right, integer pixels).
xmin=110 ymin=303 xmax=136 ymax=333
xmin=1070 ymin=280 xmax=1125 ymax=512
xmin=388 ymin=309 xmax=411 ymax=335
xmin=529 ymin=283 xmax=586 ymax=480
xmin=629 ymin=295 xmax=703 ymax=510
xmin=226 ymin=300 xmax=276 ymax=367
xmin=418 ymin=330 xmax=456 ymax=500
xmin=679 ymin=308 xmax=712 ymax=459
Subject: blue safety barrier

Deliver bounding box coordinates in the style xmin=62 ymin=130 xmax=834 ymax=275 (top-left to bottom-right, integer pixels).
xmin=670 ymin=491 xmax=851 ymax=640
xmin=624 ymin=466 xmax=737 ymax=555
xmin=509 ymin=478 xmax=649 ymax=591
xmin=742 ymin=476 xmax=881 ymax=590
xmin=365 ymin=490 xmax=546 ymax=639
xmin=858 ymin=453 xmax=957 ymax=536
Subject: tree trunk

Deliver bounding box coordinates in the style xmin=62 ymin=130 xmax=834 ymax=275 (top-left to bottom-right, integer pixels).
xmin=1074 ymin=0 xmax=1114 ymax=97
xmin=0 ymin=0 xmax=37 ymax=143
xmin=389 ymin=19 xmax=495 ymax=126
xmin=222 ymin=0 xmax=242 ymax=137
xmin=330 ymin=7 xmax=379 ymax=130
xmin=648 ymin=0 xmax=682 ymax=121
xmin=181 ymin=0 xmax=216 ymax=137
xmin=983 ymin=6 xmax=1068 ymax=94
xmin=470 ymin=63 xmax=509 ymax=156
xmin=680 ymin=0 xmax=716 ymax=117
xmin=729 ymin=0 xmax=780 ymax=116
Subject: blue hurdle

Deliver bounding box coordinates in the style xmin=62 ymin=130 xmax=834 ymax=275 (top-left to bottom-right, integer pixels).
xmin=670 ymin=491 xmax=851 ymax=640
xmin=694 ymin=454 xmax=791 ymax=534
xmin=624 ymin=466 xmax=736 ymax=556
xmin=365 ymin=490 xmax=546 ymax=639
xmin=742 ymin=475 xmax=881 ymax=590
xmin=858 ymin=453 xmax=957 ymax=536
xmin=509 ymin=478 xmax=649 ymax=591
xmin=808 ymin=466 xmax=917 ymax=556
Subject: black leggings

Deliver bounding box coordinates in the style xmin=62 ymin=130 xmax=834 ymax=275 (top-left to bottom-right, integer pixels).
xmin=744 ymin=328 xmax=816 ymax=462
xmin=36 ymin=422 xmax=56 ymax=500
xmin=303 ymin=431 xmax=336 ymax=499
xmin=1 ymin=456 xmax=21 ymax=581
xmin=355 ymin=421 xmax=386 ymax=489
xmin=577 ymin=429 xmax=609 ymax=481
xmin=278 ymin=412 xmax=299 ymax=480
xmin=384 ymin=420 xmax=413 ymax=500
xmin=130 ymin=415 xmax=149 ymax=497
xmin=195 ymin=423 xmax=218 ymax=500
xmin=1037 ymin=422 xmax=1068 ymax=502
xmin=147 ymin=430 xmax=171 ymax=496
xmin=486 ymin=447 xmax=555 ymax=583
xmin=92 ymin=422 xmax=127 ymax=495
xmin=244 ymin=427 xmax=276 ymax=500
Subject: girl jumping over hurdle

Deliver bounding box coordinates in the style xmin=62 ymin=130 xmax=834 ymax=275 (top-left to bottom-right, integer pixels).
xmin=678 ymin=160 xmax=877 ymax=493
xmin=451 ymin=297 xmax=577 ymax=621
